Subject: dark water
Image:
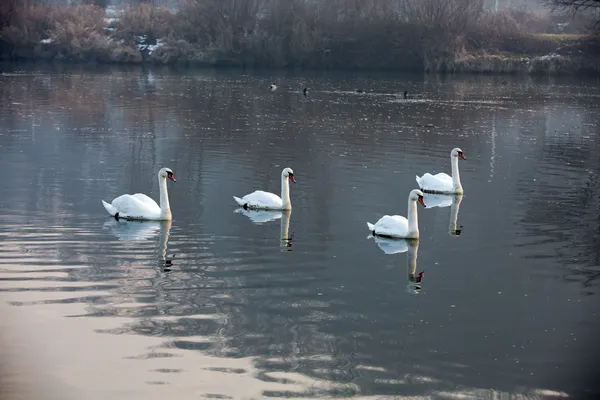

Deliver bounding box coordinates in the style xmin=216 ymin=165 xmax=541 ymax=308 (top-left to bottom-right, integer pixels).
xmin=0 ymin=65 xmax=599 ymax=399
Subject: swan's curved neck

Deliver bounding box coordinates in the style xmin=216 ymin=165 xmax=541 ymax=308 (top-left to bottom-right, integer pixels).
xmin=280 ymin=176 xmax=291 ymax=210
xmin=407 ymin=198 xmax=419 ymax=237
xmin=158 ymin=175 xmax=171 ymax=218
xmin=451 ymin=155 xmax=463 ymax=192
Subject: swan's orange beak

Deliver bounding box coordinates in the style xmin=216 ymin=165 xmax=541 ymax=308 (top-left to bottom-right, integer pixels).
xmin=418 ymin=197 xmax=426 ymax=207
xmin=168 ymin=173 xmax=176 ymax=182
xmin=289 ymin=175 xmax=296 ymax=183
xmin=458 ymin=152 xmax=466 ymax=160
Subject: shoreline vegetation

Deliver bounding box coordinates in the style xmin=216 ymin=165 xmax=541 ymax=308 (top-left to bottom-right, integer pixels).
xmin=0 ymin=0 xmax=599 ymax=76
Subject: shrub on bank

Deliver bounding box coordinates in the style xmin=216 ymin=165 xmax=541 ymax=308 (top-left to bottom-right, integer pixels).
xmin=0 ymin=1 xmax=597 ymax=75
xmin=1 ymin=4 xmax=112 ymax=61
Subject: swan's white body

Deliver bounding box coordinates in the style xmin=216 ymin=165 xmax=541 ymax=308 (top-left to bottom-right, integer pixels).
xmin=366 ymin=189 xmax=426 ymax=239
xmin=416 ymin=148 xmax=465 ymax=194
xmin=234 ymin=168 xmax=295 ymax=211
xmin=101 ymin=167 xmax=176 ymax=221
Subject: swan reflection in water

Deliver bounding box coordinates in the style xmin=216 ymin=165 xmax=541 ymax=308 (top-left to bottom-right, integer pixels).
xmin=103 ymin=219 xmax=175 ymax=271
xmin=422 ymin=193 xmax=464 ymax=236
xmin=235 ymin=209 xmax=293 ymax=250
xmin=368 ymin=236 xmax=424 ymax=294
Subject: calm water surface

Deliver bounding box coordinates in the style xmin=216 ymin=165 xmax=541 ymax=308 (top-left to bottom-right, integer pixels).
xmin=0 ymin=65 xmax=599 ymax=399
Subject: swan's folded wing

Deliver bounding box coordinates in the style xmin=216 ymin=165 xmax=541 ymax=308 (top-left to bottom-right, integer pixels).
xmin=419 ymin=172 xmax=453 ymax=189
xmin=111 ymin=194 xmax=158 ymax=217
xmin=243 ymin=190 xmax=283 ymax=208
xmin=430 ymin=173 xmax=452 ymax=184
xmin=131 ymin=193 xmax=160 ymax=210
xmin=374 ymin=215 xmax=408 ymax=236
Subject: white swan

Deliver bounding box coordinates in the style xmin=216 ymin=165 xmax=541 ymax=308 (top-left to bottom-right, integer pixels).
xmin=101 ymin=167 xmax=176 ymax=221
xmin=233 ymin=167 xmax=295 ymax=210
xmin=366 ymin=189 xmax=426 ymax=239
xmin=270 ymin=83 xmax=277 ymax=91
xmin=416 ymin=148 xmax=466 ymax=194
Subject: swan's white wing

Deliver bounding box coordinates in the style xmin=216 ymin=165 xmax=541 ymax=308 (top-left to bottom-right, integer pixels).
xmin=372 ymin=236 xmax=409 ymax=254
xmin=131 ymin=193 xmax=159 ymax=208
xmin=372 ymin=215 xmax=409 ymax=238
xmin=423 ymin=193 xmax=453 ymax=208
xmin=239 ymin=190 xmax=283 ymax=209
xmin=416 ymin=173 xmax=453 ymax=192
xmin=110 ymin=194 xmax=161 ymax=219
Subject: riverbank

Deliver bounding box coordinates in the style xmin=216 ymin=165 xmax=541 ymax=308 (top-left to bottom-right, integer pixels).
xmin=0 ymin=3 xmax=598 ymax=76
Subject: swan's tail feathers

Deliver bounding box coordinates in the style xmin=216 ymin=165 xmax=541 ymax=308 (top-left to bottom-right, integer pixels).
xmin=102 ymin=200 xmax=117 ymax=216
xmin=367 ymin=222 xmax=375 ymax=232
xmin=233 ymin=196 xmax=245 ymax=206
xmin=415 ymin=175 xmax=422 ymax=186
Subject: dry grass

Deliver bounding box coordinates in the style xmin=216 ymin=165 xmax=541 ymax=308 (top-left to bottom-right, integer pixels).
xmin=536 ymin=33 xmax=588 ymax=42
xmin=467 ymin=10 xmax=559 ymax=56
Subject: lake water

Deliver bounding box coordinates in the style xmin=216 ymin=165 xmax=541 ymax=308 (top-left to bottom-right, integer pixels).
xmin=0 ymin=64 xmax=599 ymax=400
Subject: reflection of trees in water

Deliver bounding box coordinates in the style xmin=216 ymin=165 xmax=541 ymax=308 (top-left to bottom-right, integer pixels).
xmin=515 ymin=107 xmax=600 ymax=290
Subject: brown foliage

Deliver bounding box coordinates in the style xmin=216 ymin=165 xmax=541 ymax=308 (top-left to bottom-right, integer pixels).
xmin=1 ymin=4 xmax=108 ymax=59
xmin=111 ymin=3 xmax=175 ymax=43
xmin=0 ymin=0 xmax=595 ymax=72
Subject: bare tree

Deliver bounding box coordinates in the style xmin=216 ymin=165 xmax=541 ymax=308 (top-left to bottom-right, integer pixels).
xmin=545 ymin=0 xmax=600 ymax=10
xmin=543 ymin=0 xmax=600 ymax=34
xmin=0 ymin=0 xmax=16 ymax=33
xmin=399 ymin=0 xmax=483 ymax=33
